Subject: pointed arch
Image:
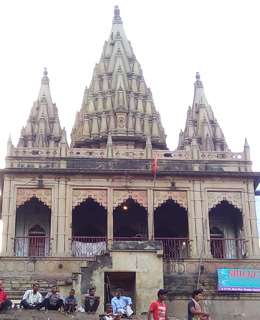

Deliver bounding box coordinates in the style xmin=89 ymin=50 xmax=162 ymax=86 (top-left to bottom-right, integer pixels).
xmin=154 ymin=199 xmax=189 ymax=259
xmin=209 ymin=200 xmax=245 ymax=259
xmin=15 ymin=197 xmax=51 ymax=257
xmin=113 ymin=198 xmax=148 ymax=239
xmin=72 ymin=197 xmax=107 ymax=237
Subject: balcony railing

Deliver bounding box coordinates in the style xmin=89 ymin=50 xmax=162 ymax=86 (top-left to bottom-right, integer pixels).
xmin=113 ymin=235 xmax=148 ymax=242
xmin=14 ymin=236 xmax=52 ymax=257
xmin=71 ymin=236 xmax=107 ymax=258
xmin=154 ymin=237 xmax=190 ymax=259
xmin=210 ymin=238 xmax=246 ymax=259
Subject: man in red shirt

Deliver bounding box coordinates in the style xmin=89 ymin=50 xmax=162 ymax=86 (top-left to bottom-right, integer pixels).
xmin=0 ymin=281 xmax=12 ymax=312
xmin=147 ymin=289 xmax=169 ymax=320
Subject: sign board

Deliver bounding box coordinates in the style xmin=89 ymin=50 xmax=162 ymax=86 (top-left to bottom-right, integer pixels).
xmin=218 ymin=268 xmax=260 ymax=292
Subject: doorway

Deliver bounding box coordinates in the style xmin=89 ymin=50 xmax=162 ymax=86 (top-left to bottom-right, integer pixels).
xmin=104 ymin=272 xmax=136 ymax=312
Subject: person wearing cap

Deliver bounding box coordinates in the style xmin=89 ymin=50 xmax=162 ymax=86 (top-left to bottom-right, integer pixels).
xmin=111 ymin=288 xmax=133 ymax=318
xmin=147 ymin=289 xmax=169 ymax=320
xmin=20 ymin=283 xmax=43 ymax=309
xmin=0 ymin=281 xmax=12 ymax=312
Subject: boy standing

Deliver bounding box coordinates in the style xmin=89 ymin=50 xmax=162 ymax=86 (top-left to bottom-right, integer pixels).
xmin=147 ymin=289 xmax=169 ymax=320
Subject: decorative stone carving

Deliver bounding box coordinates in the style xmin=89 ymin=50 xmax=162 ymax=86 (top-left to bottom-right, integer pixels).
xmin=154 ymin=191 xmax=188 ymax=210
xmin=113 ymin=190 xmax=148 ymax=208
xmin=72 ymin=189 xmax=107 ymax=208
xmin=16 ymin=188 xmax=52 ymax=208
xmin=207 ymin=191 xmax=242 ymax=210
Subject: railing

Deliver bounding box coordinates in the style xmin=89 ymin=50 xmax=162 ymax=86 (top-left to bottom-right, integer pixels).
xmin=210 ymin=238 xmax=246 ymax=259
xmin=70 ymin=236 xmax=107 ymax=258
xmin=113 ymin=235 xmax=148 ymax=242
xmin=13 ymin=236 xmax=52 ymax=257
xmin=154 ymin=237 xmax=190 ymax=259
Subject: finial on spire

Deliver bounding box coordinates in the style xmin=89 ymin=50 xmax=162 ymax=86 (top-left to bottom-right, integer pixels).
xmin=194 ymin=72 xmax=203 ymax=87
xmin=41 ymin=67 xmax=49 ymax=84
xmin=113 ymin=5 xmax=122 ymax=23
xmin=114 ymin=5 xmax=120 ymax=17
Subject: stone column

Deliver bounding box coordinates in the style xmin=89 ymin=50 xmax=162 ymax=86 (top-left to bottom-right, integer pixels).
xmin=247 ymin=181 xmax=260 ymax=257
xmin=192 ymin=180 xmax=204 ymax=258
xmin=147 ymin=188 xmax=154 ymax=239
xmin=187 ymin=189 xmax=197 ymax=257
xmin=8 ymin=181 xmax=16 ymax=254
xmin=107 ymin=187 xmax=113 ymax=249
xmin=51 ymin=183 xmax=58 ymax=255
xmin=1 ymin=177 xmax=12 ymax=255
xmin=57 ymin=179 xmax=66 ymax=255
xmin=64 ymin=180 xmax=71 ymax=255
xmin=242 ymin=188 xmax=253 ymax=258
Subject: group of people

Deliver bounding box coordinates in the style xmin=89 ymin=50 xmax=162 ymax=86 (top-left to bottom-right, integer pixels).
xmin=0 ymin=280 xmax=210 ymax=320
xmin=148 ymin=289 xmax=210 ymax=320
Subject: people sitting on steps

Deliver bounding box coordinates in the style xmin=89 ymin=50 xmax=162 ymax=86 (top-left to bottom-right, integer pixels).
xmin=85 ymin=287 xmax=100 ymax=314
xmin=111 ymin=288 xmax=133 ymax=318
xmin=64 ymin=288 xmax=78 ymax=314
xmin=20 ymin=283 xmax=43 ymax=309
xmin=0 ymin=281 xmax=12 ymax=313
xmin=42 ymin=285 xmax=64 ymax=314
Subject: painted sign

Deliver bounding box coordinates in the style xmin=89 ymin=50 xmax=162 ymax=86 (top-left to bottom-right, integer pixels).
xmin=218 ymin=268 xmax=260 ymax=292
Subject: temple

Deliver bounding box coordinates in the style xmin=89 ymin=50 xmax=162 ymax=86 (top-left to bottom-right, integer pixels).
xmin=0 ymin=6 xmax=259 ymax=320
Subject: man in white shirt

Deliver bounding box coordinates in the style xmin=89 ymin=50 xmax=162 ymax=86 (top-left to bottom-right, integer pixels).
xmin=111 ymin=288 xmax=133 ymax=318
xmin=21 ymin=283 xmax=43 ymax=309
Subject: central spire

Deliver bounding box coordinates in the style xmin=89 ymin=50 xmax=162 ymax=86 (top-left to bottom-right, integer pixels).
xmin=71 ymin=6 xmax=167 ymax=150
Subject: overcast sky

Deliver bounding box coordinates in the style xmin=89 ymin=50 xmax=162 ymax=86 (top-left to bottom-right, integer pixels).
xmin=0 ymin=0 xmax=260 ymax=248
xmin=0 ymin=0 xmax=259 ymax=171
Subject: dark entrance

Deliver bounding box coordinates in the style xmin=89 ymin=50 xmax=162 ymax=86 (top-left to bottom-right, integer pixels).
xmin=104 ymin=272 xmax=136 ymax=312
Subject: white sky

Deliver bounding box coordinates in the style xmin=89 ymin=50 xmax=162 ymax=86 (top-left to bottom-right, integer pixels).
xmin=0 ymin=0 xmax=259 ymax=170
xmin=0 ymin=0 xmax=260 ymax=249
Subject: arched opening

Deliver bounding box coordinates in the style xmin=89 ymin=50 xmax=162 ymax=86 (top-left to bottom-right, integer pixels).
xmin=15 ymin=197 xmax=51 ymax=257
xmin=154 ymin=199 xmax=189 ymax=259
xmin=113 ymin=198 xmax=148 ymax=240
xmin=209 ymin=200 xmax=244 ymax=259
xmin=72 ymin=197 xmax=107 ymax=257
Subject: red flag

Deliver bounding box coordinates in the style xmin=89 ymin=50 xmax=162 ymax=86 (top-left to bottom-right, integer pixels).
xmin=153 ymin=153 xmax=158 ymax=173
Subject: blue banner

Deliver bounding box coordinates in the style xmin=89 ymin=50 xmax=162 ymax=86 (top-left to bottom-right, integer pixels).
xmin=218 ymin=268 xmax=260 ymax=292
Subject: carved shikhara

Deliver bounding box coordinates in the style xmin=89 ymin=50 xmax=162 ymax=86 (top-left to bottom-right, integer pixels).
xmin=113 ymin=190 xmax=148 ymax=208
xmin=154 ymin=191 xmax=188 ymax=210
xmin=72 ymin=189 xmax=107 ymax=208
xmin=16 ymin=188 xmax=52 ymax=208
xmin=207 ymin=191 xmax=242 ymax=210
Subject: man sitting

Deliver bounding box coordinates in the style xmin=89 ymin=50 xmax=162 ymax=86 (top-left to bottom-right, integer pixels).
xmin=43 ymin=285 xmax=64 ymax=313
xmin=111 ymin=288 xmax=133 ymax=318
xmin=20 ymin=283 xmax=43 ymax=309
xmin=0 ymin=281 xmax=12 ymax=313
xmin=64 ymin=289 xmax=78 ymax=314
xmin=85 ymin=287 xmax=100 ymax=314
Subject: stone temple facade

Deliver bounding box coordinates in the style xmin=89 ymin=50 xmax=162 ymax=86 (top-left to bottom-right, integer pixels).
xmin=0 ymin=6 xmax=260 ymax=320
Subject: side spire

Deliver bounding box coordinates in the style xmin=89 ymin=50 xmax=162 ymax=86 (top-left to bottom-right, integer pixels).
xmin=17 ymin=69 xmax=63 ymax=148
xmin=71 ymin=6 xmax=167 ymax=150
xmin=177 ymin=73 xmax=228 ymax=151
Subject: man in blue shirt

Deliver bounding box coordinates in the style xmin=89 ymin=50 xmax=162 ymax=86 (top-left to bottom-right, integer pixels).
xmin=64 ymin=289 xmax=78 ymax=314
xmin=111 ymin=288 xmax=133 ymax=318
